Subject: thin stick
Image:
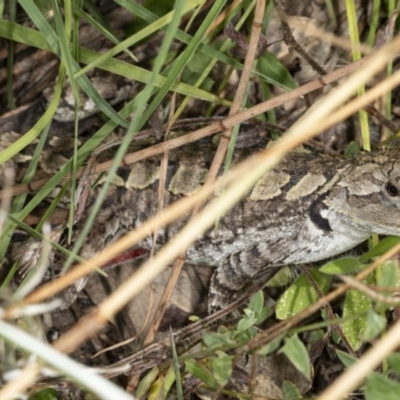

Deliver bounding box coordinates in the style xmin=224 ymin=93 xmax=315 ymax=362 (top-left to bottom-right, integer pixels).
xmin=0 ymin=49 xmax=394 ymax=200
xmin=41 ymin=36 xmax=400 ymax=355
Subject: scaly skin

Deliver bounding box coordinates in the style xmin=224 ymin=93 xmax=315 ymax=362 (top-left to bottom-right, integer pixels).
xmin=13 ymin=142 xmax=400 ymax=313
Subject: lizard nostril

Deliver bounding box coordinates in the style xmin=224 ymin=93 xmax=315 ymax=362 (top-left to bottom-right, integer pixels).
xmin=385 ymin=181 xmax=400 ymax=197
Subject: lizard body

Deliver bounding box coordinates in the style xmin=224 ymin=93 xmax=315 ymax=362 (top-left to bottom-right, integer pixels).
xmin=13 ymin=139 xmax=400 ymax=312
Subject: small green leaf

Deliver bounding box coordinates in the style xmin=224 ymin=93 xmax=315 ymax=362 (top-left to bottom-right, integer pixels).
xmin=185 ymin=359 xmax=218 ymax=390
xmin=388 ymin=352 xmax=400 ymax=375
xmin=248 ymin=290 xmax=264 ymax=316
xmin=282 ymin=380 xmax=303 ymax=400
xmin=344 ymin=141 xmax=360 ymax=156
xmin=136 ymin=367 xmax=160 ymax=399
xmin=203 ymin=332 xmax=235 ymax=350
xmin=280 ymin=335 xmax=311 ymax=380
xmin=29 ymin=389 xmax=57 ymax=400
xmin=308 ymin=329 xmax=325 ymax=344
xmin=360 ymin=236 xmax=400 ymax=262
xmin=276 ymin=268 xmax=331 ymax=320
xmin=257 ymin=335 xmax=283 ymax=356
xmin=336 ymin=349 xmax=357 ymax=368
xmin=257 ymin=52 xmax=297 ymax=90
xmin=319 ymin=257 xmax=362 ymax=275
xmin=257 ymin=305 xmax=272 ymax=324
xmin=378 ymin=260 xmax=400 ymax=289
xmin=237 ymin=309 xmax=258 ymax=332
xmin=162 ymin=367 xmax=177 ymax=400
xmin=363 ymin=310 xmax=386 ymax=342
xmin=148 ymin=376 xmax=164 ymax=400
xmin=210 ymin=352 xmax=233 ymax=386
xmin=343 ymin=288 xmax=371 ymax=350
xmin=266 ymin=265 xmax=292 ymax=286
xmin=365 ymin=373 xmax=400 ymax=400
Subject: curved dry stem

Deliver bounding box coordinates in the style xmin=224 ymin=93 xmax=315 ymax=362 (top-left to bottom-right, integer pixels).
xmin=39 ymin=35 xmax=400 ymax=356
xmin=318 ymin=316 xmax=400 ymax=400
xmin=246 ymin=241 xmax=400 ymax=352
xmin=0 ymin=47 xmax=394 ymax=200
xmin=140 ymin=0 xmax=267 ymax=353
xmin=3 ymin=36 xmax=398 ymax=324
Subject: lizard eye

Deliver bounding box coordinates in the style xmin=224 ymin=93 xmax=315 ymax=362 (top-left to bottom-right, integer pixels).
xmin=385 ymin=181 xmax=400 ymax=197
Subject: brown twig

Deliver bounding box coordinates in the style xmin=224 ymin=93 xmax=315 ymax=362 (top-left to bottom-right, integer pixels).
xmin=127 ymin=1 xmax=267 ymax=390
xmin=273 ymin=0 xmax=327 ymax=76
xmin=3 ymin=38 xmax=398 ymax=322
xmin=103 ymin=283 xmax=261 ymax=378
xmin=21 ymin=36 xmax=400 ymax=358
xmin=339 ymin=275 xmax=400 ymax=305
xmin=0 ymin=50 xmax=393 ymax=201
xmin=244 ymin=240 xmax=400 ymax=353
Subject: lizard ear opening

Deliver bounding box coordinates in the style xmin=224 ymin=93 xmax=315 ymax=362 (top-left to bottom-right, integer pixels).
xmin=384 ymin=181 xmax=400 ymax=197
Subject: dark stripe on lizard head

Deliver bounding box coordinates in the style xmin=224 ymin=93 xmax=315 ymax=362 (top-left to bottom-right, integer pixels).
xmin=309 ymin=193 xmax=332 ymax=232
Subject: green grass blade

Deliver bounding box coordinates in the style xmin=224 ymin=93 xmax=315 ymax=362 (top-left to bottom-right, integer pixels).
xmin=75 ymin=0 xmax=205 ymax=77
xmin=18 ymin=0 xmax=129 ymax=128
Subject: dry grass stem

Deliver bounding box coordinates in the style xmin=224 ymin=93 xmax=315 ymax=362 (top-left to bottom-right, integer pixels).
xmin=1 ymin=46 xmax=396 ymax=200
xmin=318 ymin=315 xmax=400 ymax=399
xmin=0 ymin=363 xmax=42 ymax=400
xmin=36 ymin=35 xmax=400 ymax=355
xmin=136 ymin=0 xmax=268 ymax=360
xmin=293 ymin=21 xmax=372 ymax=55
xmin=247 ymin=241 xmax=400 ymax=352
xmin=0 ymin=168 xmax=15 ymax=236
xmin=339 ymin=275 xmax=400 ymax=305
xmin=3 ymin=4 xmax=400 ymax=398
xmin=4 ymin=38 xmax=396 ymax=323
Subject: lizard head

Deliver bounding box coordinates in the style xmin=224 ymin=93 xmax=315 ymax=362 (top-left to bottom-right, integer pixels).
xmin=332 ymin=149 xmax=400 ymax=236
